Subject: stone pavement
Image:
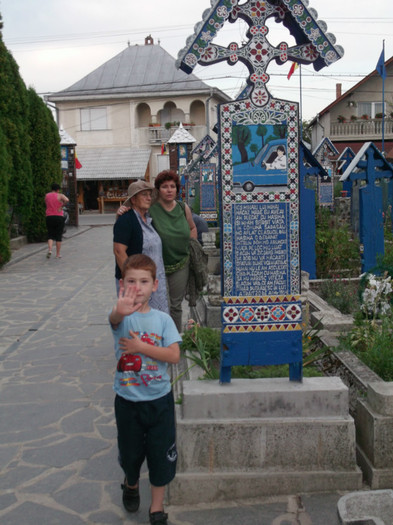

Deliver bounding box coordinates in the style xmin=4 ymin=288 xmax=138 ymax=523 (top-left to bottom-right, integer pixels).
xmin=0 ymin=218 xmax=364 ymax=524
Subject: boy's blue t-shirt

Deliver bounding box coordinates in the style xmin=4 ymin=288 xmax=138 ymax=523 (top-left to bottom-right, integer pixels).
xmin=111 ymin=308 xmax=181 ymax=402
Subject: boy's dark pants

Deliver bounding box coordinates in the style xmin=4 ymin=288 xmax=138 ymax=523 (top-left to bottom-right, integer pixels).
xmin=115 ymin=390 xmax=177 ymax=487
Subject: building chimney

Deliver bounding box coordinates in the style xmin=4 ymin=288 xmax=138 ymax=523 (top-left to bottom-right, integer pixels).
xmin=336 ymin=83 xmax=342 ymax=99
xmin=145 ymin=35 xmax=154 ymax=46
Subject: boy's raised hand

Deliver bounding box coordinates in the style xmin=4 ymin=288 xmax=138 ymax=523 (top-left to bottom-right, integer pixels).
xmin=116 ymin=282 xmax=143 ymax=317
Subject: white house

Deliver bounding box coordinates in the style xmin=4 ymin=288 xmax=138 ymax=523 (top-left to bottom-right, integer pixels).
xmin=309 ymin=55 xmax=393 ymax=161
xmin=48 ymin=35 xmax=230 ymax=211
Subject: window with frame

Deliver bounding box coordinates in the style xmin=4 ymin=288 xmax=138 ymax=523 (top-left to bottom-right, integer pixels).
xmin=357 ymin=102 xmax=384 ymax=119
xmin=80 ymin=107 xmax=108 ymax=131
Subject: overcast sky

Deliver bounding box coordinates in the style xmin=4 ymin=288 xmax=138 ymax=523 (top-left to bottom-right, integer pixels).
xmin=1 ymin=0 xmax=392 ymax=120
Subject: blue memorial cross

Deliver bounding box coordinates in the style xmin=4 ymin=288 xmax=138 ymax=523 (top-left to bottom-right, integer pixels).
xmin=177 ymin=0 xmax=343 ymax=382
xmin=340 ymin=142 xmax=393 ymax=273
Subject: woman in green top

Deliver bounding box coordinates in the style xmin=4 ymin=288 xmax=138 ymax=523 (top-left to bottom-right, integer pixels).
xmin=149 ymin=170 xmax=197 ymax=331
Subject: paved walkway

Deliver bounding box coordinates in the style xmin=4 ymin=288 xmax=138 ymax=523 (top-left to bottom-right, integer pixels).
xmin=0 ymin=219 xmax=352 ymax=524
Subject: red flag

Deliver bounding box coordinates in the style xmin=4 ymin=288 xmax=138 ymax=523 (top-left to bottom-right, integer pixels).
xmin=287 ymin=62 xmax=299 ymax=80
xmin=75 ymin=153 xmax=82 ymax=169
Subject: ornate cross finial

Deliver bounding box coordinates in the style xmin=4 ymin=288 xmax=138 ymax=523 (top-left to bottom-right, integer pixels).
xmin=177 ymin=0 xmax=343 ymax=108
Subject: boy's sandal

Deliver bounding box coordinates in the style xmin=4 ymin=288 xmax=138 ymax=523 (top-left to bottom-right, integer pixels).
xmin=121 ymin=478 xmax=140 ymax=512
xmin=46 ymin=251 xmax=52 ymax=259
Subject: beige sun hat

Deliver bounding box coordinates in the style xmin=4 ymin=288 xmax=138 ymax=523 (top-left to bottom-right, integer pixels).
xmin=123 ymin=180 xmax=154 ymax=207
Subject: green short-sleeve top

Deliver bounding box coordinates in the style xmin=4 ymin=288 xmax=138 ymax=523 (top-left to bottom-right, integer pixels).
xmin=150 ymin=201 xmax=190 ymax=274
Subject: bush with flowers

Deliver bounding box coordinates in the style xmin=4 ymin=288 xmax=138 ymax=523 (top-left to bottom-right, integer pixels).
xmin=360 ymin=272 xmax=393 ymax=318
xmin=339 ymin=271 xmax=393 ymax=380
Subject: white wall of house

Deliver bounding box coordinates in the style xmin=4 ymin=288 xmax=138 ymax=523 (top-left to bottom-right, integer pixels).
xmin=56 ymin=93 xmax=221 ymax=150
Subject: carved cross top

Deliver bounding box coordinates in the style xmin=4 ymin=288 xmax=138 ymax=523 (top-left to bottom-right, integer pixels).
xmin=178 ymin=0 xmax=343 ymax=108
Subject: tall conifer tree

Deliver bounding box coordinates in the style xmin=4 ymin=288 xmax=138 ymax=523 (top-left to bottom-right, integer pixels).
xmin=0 ymin=16 xmax=33 ymax=232
xmin=26 ymin=88 xmax=61 ymax=241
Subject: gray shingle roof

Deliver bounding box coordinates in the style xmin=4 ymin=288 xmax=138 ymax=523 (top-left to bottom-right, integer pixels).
xmin=50 ymin=44 xmax=215 ymax=99
xmin=167 ymin=123 xmax=196 ymax=144
xmin=76 ymin=147 xmax=151 ymax=181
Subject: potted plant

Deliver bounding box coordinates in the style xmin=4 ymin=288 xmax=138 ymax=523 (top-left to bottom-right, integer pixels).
xmin=165 ymin=122 xmax=172 ymax=130
xmin=337 ymin=115 xmax=346 ymax=123
xmin=375 ymin=112 xmax=385 ymax=119
xmin=361 ymin=114 xmax=369 ymax=120
xmin=350 ymin=115 xmax=358 ymax=122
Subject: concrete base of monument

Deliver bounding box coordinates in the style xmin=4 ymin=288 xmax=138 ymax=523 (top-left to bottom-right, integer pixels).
xmin=193 ymin=294 xmax=221 ymax=328
xmin=169 ymin=377 xmax=362 ymax=505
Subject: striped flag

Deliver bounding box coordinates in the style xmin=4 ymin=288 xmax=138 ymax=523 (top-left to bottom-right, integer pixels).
xmin=287 ymin=62 xmax=299 ymax=80
xmin=75 ymin=153 xmax=82 ymax=169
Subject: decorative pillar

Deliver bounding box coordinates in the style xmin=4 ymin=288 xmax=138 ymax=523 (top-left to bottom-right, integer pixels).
xmin=60 ymin=128 xmax=78 ymax=227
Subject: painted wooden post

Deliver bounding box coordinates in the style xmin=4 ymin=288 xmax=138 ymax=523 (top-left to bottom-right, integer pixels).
xmin=313 ymin=138 xmax=338 ymax=208
xmin=59 ymin=128 xmax=78 ymax=227
xmin=185 ymin=135 xmax=219 ymax=223
xmin=340 ymin=142 xmax=393 ymax=273
xmin=167 ymin=124 xmax=196 ymax=200
xmin=177 ymin=0 xmax=343 ymax=382
xmin=299 ymin=142 xmax=330 ymax=280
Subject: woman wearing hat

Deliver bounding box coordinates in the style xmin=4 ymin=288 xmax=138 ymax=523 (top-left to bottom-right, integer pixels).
xmin=113 ymin=180 xmax=168 ymax=313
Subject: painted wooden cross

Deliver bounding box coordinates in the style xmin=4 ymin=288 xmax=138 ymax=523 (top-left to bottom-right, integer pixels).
xmin=313 ymin=137 xmax=339 ymax=207
xmin=177 ymin=0 xmax=343 ymax=382
xmin=340 ymin=142 xmax=393 ymax=273
xmin=338 ymin=147 xmax=355 ymax=196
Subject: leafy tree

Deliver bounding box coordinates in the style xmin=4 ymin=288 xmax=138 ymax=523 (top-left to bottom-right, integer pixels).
xmin=250 ymin=143 xmax=258 ymax=158
xmin=271 ymin=124 xmax=287 ymax=140
xmin=301 ymin=119 xmax=312 ymax=144
xmin=232 ymin=125 xmax=251 ymax=163
xmin=256 ymin=125 xmax=268 ymax=147
xmin=25 ymin=88 xmax=61 ymax=241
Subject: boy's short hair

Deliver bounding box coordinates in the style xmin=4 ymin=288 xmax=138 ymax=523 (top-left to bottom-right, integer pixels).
xmin=277 ymin=145 xmax=285 ymax=154
xmin=122 ymin=254 xmax=157 ymax=280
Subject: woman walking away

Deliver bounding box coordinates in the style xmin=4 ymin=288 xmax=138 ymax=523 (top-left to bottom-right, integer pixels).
xmin=149 ymin=170 xmax=197 ymax=331
xmin=45 ymin=183 xmax=69 ymax=259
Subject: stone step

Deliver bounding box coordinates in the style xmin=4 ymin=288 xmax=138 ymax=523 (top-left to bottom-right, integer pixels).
xmin=181 ymin=377 xmax=349 ymax=419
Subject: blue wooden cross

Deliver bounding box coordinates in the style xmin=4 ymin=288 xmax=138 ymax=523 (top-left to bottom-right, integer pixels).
xmin=177 ymin=0 xmax=343 ymax=383
xmin=340 ymin=142 xmax=393 ymax=273
xmin=337 ymin=147 xmax=355 ymax=196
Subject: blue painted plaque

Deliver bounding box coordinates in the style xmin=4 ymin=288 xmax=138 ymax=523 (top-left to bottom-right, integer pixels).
xmin=232 ymin=203 xmax=290 ymax=296
xmin=200 ymin=163 xmax=217 ymax=221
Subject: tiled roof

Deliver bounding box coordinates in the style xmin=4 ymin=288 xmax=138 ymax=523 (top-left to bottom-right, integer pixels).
xmin=59 ymin=127 xmax=76 ymax=145
xmin=50 ymin=43 xmax=219 ymax=99
xmin=167 ymin=123 xmax=196 ymax=144
xmin=76 ymin=147 xmax=151 ymax=180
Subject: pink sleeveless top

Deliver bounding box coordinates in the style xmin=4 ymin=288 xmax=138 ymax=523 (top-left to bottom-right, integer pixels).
xmin=45 ymin=192 xmax=64 ymax=216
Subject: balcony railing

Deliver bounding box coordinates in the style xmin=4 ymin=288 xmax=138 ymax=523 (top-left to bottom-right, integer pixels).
xmin=330 ymin=118 xmax=393 ymax=140
xmin=147 ymin=124 xmax=201 ymax=145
